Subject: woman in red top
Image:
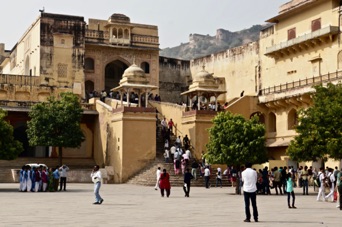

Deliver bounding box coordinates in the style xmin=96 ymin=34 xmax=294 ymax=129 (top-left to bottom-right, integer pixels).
xmin=159 ymin=169 xmax=171 ymax=197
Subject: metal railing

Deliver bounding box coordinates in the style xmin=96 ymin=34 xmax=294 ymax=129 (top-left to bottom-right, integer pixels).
xmin=260 ymin=70 xmax=342 ymax=95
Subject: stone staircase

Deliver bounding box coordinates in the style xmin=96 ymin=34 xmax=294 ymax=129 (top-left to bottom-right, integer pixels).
xmin=127 ymin=120 xmax=231 ymax=187
xmin=0 ymin=157 xmax=96 ymax=183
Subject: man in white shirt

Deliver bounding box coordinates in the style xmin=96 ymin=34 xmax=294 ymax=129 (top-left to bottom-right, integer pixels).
xmin=325 ymin=168 xmax=336 ymax=202
xmin=59 ymin=165 xmax=69 ymax=191
xmin=204 ymin=166 xmax=211 ymax=188
xmin=90 ymin=165 xmax=103 ymax=205
xmin=316 ymin=167 xmax=325 ymax=201
xmin=155 ymin=167 xmax=161 ymax=190
xmin=241 ymin=162 xmax=258 ymax=223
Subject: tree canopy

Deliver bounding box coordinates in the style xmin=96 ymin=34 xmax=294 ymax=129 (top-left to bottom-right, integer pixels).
xmin=287 ymin=83 xmax=342 ymax=162
xmin=0 ymin=109 xmax=23 ymax=159
xmin=204 ymin=111 xmax=267 ymax=166
xmin=27 ymin=92 xmax=85 ymax=165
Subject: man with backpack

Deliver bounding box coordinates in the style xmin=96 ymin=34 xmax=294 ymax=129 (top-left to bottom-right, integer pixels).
xmin=316 ymin=167 xmax=326 ymax=202
xmin=325 ymin=168 xmax=336 ymax=202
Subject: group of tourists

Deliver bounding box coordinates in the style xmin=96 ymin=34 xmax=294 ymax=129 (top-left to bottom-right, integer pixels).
xmin=19 ymin=164 xmax=69 ymax=192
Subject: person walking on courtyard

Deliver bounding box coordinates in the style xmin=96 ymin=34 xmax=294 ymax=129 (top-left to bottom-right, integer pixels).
xmin=59 ymin=164 xmax=69 ymax=191
xmin=204 ymin=166 xmax=211 ymax=188
xmin=216 ymin=167 xmax=222 ymax=188
xmin=273 ymin=166 xmax=282 ymax=195
xmin=191 ymin=160 xmax=199 ymax=180
xmin=286 ymin=173 xmax=296 ymax=208
xmin=316 ymin=167 xmax=325 ymax=201
xmin=325 ymin=168 xmax=336 ymax=202
xmin=154 ymin=167 xmax=161 ymax=190
xmin=52 ymin=166 xmax=60 ymax=191
xmin=159 ymin=169 xmax=171 ymax=197
xmin=241 ymin=162 xmax=258 ymax=223
xmin=91 ymin=165 xmax=104 ymax=205
xmin=183 ymin=168 xmax=193 ymax=197
xmin=336 ymin=169 xmax=342 ymax=210
xmin=301 ymin=166 xmax=309 ymax=195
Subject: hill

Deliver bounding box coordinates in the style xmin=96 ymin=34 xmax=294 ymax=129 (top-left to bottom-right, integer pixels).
xmin=160 ymin=25 xmax=265 ymax=60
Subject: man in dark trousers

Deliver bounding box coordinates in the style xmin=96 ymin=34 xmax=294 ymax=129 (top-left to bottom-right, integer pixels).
xmin=183 ymin=168 xmax=193 ymax=197
xmin=241 ymin=162 xmax=258 ymax=223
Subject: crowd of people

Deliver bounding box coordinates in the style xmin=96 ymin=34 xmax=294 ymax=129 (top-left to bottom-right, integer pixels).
xmin=19 ymin=164 xmax=69 ymax=192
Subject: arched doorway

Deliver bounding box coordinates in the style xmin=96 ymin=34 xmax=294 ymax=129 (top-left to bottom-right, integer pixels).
xmin=13 ymin=125 xmax=49 ymax=157
xmin=105 ymin=60 xmax=128 ymax=91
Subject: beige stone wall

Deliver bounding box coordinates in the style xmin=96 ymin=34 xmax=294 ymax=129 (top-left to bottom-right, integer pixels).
xmin=2 ymin=18 xmax=41 ymax=76
xmin=85 ymin=46 xmax=159 ymax=92
xmin=94 ymin=101 xmax=156 ymax=183
xmin=181 ymin=112 xmax=216 ymax=160
xmin=260 ymin=0 xmax=340 ymax=90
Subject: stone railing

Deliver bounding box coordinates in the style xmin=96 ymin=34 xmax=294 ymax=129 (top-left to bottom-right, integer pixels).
xmin=0 ymin=99 xmax=95 ymax=111
xmin=0 ymin=74 xmax=41 ymax=86
xmin=260 ymin=70 xmax=342 ymax=95
xmin=131 ymin=34 xmax=159 ymax=45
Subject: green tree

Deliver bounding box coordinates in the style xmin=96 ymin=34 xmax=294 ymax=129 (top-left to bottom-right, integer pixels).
xmin=287 ymin=83 xmax=342 ymax=163
xmin=27 ymin=92 xmax=85 ymax=166
xmin=205 ymin=111 xmax=267 ymax=166
xmin=0 ymin=109 xmax=23 ymax=159
xmin=204 ymin=111 xmax=267 ymax=193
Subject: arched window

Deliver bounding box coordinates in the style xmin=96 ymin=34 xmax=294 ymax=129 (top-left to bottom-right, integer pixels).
xmin=250 ymin=112 xmax=265 ymax=124
xmin=338 ymin=51 xmax=342 ymax=69
xmin=311 ymin=18 xmax=321 ymax=32
xmin=85 ymin=80 xmax=94 ymax=93
xmin=288 ymin=109 xmax=298 ymax=130
xmin=288 ymin=28 xmax=296 ymax=40
xmin=85 ymin=58 xmax=95 ymax=71
xmin=141 ymin=62 xmax=150 ymax=74
xmin=268 ymin=112 xmax=277 ymax=133
xmin=124 ymin=29 xmax=129 ymax=39
xmin=118 ymin=28 xmax=123 ymax=39
xmin=112 ymin=28 xmax=117 ymax=38
xmin=24 ymin=56 xmax=30 ymax=75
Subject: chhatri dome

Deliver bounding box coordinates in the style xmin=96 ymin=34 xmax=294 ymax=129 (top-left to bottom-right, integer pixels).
xmin=181 ymin=65 xmax=226 ymax=111
xmin=118 ymin=63 xmax=148 ymax=85
xmin=111 ymin=62 xmax=158 ymax=107
xmin=108 ymin=13 xmax=130 ymax=23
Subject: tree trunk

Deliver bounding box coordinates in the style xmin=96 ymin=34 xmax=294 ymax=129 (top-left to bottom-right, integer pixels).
xmin=58 ymin=146 xmax=63 ymax=167
xmin=235 ymin=164 xmax=241 ymax=195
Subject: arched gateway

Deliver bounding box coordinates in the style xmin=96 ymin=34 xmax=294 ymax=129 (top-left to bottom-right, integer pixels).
xmin=105 ymin=60 xmax=129 ymax=91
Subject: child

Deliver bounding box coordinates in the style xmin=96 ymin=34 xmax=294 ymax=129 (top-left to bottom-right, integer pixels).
xmin=286 ymin=173 xmax=296 ymax=209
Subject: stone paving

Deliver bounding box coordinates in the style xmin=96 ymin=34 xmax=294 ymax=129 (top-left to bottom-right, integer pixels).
xmin=0 ymin=183 xmax=340 ymax=227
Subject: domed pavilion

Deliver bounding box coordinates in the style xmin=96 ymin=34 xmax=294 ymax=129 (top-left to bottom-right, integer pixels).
xmin=181 ymin=66 xmax=226 ymax=111
xmin=111 ymin=63 xmax=158 ymax=107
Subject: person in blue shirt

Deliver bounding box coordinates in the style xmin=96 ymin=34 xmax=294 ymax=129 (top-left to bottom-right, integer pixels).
xmin=286 ymin=173 xmax=296 ymax=209
xmin=52 ymin=166 xmax=60 ymax=191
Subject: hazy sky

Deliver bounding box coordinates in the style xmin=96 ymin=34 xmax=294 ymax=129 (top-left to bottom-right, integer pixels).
xmin=0 ymin=0 xmax=289 ymax=49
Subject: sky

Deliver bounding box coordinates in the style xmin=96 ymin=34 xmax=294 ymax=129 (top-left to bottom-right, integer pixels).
xmin=0 ymin=0 xmax=289 ymax=50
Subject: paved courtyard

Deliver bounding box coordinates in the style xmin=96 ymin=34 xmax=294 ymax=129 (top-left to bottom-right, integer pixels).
xmin=0 ymin=183 xmax=340 ymax=226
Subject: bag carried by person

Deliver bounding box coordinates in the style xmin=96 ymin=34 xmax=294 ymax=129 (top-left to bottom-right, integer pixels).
xmin=324 ymin=174 xmax=332 ymax=188
xmin=314 ymin=173 xmax=321 ymax=187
